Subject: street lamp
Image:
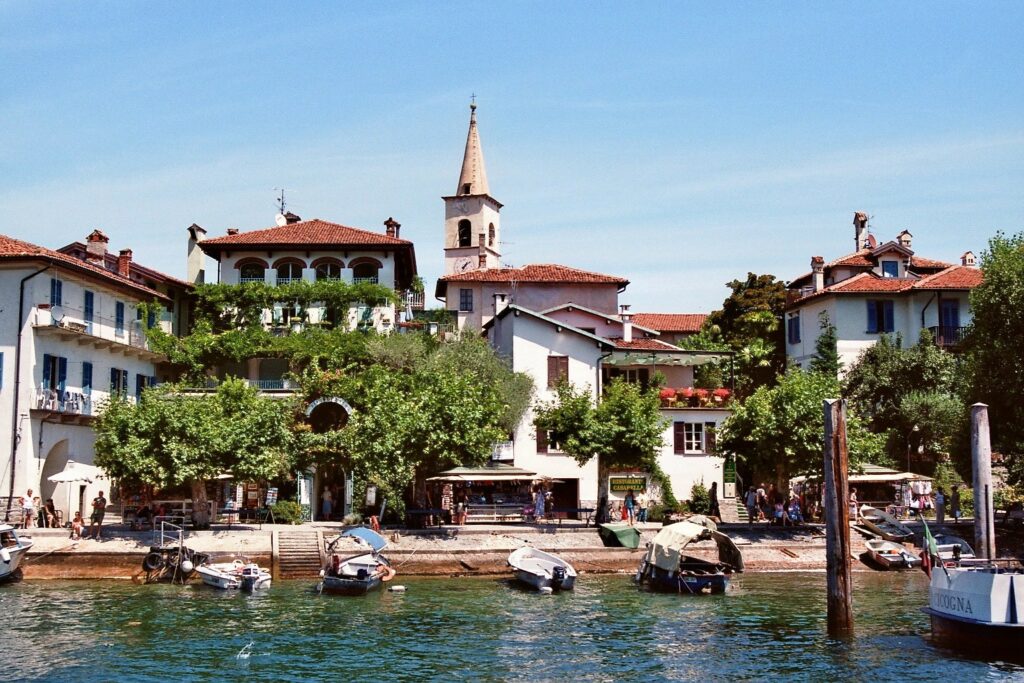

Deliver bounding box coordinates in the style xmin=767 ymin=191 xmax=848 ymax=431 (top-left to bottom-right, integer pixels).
xmin=906 ymin=424 xmax=920 ymax=473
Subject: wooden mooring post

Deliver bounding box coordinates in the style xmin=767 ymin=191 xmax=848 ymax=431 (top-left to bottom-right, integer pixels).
xmin=823 ymin=398 xmax=854 ymax=637
xmin=971 ymin=403 xmax=996 ymax=560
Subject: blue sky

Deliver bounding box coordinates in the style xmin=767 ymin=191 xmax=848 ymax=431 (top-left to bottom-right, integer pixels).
xmin=2 ymin=2 xmax=1022 ymax=312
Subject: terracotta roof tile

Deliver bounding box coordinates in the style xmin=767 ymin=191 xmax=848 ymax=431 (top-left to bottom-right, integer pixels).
xmin=910 ymin=256 xmax=954 ymax=270
xmin=612 ymin=338 xmax=682 ymax=351
xmin=830 ymin=250 xmax=875 ymax=268
xmin=632 ymin=313 xmax=707 ymax=333
xmin=441 ymin=264 xmax=628 ymax=285
xmin=0 ymin=234 xmax=169 ymax=301
xmin=914 ymin=266 xmax=984 ymax=289
xmin=830 ymin=274 xmax=916 ymax=293
xmin=200 ymin=219 xmax=412 ymax=251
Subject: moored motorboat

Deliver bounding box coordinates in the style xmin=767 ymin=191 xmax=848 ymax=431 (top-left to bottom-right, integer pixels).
xmin=507 ymin=546 xmax=577 ymax=591
xmin=196 ymin=559 xmax=272 ymax=591
xmin=858 ymin=505 xmax=914 ymax=542
xmin=319 ymin=527 xmax=395 ymax=596
xmin=635 ymin=516 xmax=743 ymax=595
xmin=0 ymin=524 xmax=32 ymax=583
xmin=933 ymin=534 xmax=976 ymax=563
xmin=864 ymin=538 xmax=920 ymax=570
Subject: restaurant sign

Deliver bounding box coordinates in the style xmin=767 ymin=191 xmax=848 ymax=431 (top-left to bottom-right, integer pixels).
xmin=609 ymin=477 xmax=647 ymax=492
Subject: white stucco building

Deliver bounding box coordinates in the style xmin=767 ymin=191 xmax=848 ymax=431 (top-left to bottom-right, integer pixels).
xmin=189 ymin=213 xmax=421 ymax=389
xmin=786 ymin=212 xmax=983 ymax=373
xmin=486 ymin=303 xmax=732 ymax=510
xmin=0 ymin=231 xmax=188 ymax=523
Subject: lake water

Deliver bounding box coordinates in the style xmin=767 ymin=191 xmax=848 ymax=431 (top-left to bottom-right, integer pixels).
xmin=5 ymin=571 xmax=1024 ymax=681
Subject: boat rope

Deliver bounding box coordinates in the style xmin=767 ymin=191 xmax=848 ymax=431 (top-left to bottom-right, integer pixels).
xmin=22 ymin=542 xmax=78 ymax=564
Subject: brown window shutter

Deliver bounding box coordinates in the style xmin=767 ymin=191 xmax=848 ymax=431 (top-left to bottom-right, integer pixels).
xmin=536 ymin=426 xmax=548 ymax=454
xmin=704 ymin=422 xmax=717 ymax=454
xmin=548 ymin=356 xmax=569 ymax=388
xmin=673 ymin=422 xmax=686 ymax=454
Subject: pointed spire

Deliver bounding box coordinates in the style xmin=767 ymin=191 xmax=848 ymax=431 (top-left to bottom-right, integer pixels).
xmin=456 ymin=100 xmax=490 ymax=196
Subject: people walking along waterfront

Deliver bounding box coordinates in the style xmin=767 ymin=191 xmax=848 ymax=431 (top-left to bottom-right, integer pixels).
xmin=708 ymin=482 xmax=720 ymax=519
xmin=936 ymin=486 xmax=946 ymax=525
xmin=951 ymin=485 xmax=961 ymax=524
xmin=90 ymin=491 xmax=107 ymax=540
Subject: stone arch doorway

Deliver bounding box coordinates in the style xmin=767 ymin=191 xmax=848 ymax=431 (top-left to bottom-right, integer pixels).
xmin=305 ymin=396 xmax=351 ymax=434
xmin=40 ymin=439 xmax=70 ymax=502
xmin=304 ymin=397 xmax=353 ymax=521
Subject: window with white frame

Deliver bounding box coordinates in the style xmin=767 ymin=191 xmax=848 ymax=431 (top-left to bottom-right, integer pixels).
xmin=674 ymin=422 xmax=704 ymax=454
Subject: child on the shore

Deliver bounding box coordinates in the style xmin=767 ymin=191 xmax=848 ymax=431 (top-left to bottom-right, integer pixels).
xmin=70 ymin=511 xmax=84 ymax=540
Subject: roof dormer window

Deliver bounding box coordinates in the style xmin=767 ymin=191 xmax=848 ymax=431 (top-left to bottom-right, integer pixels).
xmin=881 ymin=261 xmax=899 ymax=278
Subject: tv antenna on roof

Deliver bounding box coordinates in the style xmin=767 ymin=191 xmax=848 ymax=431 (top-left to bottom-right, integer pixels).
xmin=273 ymin=188 xmax=288 ymax=214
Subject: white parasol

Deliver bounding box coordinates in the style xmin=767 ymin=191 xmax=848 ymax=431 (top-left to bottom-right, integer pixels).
xmin=47 ymin=460 xmax=107 ymax=523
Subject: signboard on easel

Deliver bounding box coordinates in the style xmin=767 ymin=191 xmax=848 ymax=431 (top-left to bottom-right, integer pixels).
xmin=266 ymin=487 xmax=278 ymax=507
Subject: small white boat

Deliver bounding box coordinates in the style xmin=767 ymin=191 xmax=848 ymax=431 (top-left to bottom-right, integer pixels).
xmin=320 ymin=528 xmax=395 ymax=596
xmin=0 ymin=524 xmax=32 ymax=583
xmin=934 ymin=534 xmax=976 ymax=563
xmin=196 ymin=559 xmax=272 ymax=591
xmin=864 ymin=538 xmax=921 ymax=570
xmin=859 ymin=505 xmax=914 ymax=542
xmin=507 ymin=546 xmax=577 ymax=591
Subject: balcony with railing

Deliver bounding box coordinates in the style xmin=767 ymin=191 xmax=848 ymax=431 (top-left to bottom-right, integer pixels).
xmin=353 ymin=276 xmax=380 ymax=285
xmin=33 ymin=306 xmax=163 ymax=361
xmin=927 ymin=326 xmax=968 ymax=349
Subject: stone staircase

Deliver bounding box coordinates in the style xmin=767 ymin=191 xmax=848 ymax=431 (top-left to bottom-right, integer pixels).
xmin=731 ymin=498 xmax=749 ymax=524
xmin=274 ymin=530 xmax=323 ymax=579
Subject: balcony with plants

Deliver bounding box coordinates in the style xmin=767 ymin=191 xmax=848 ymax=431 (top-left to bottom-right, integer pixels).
xmin=659 ymin=386 xmax=733 ymax=409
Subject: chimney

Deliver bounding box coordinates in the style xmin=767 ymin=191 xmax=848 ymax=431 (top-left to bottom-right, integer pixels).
xmin=284 ymin=212 xmax=301 ymax=224
xmin=493 ymin=292 xmax=509 ymax=315
xmin=897 ymin=230 xmax=913 ymax=250
xmin=226 ymin=228 xmax=239 ymax=235
xmin=85 ymin=229 xmax=109 ymax=265
xmin=853 ymin=212 xmax=869 ymax=251
xmin=620 ymin=304 xmax=633 ymax=343
xmin=811 ymin=256 xmax=825 ymax=292
xmin=384 ymin=217 xmax=401 ymax=238
xmin=478 ymin=253 xmax=487 ymax=268
xmin=117 ymin=249 xmax=133 ymax=277
xmin=187 ymin=223 xmax=207 ymax=284
xmin=961 ymin=251 xmax=976 ymax=267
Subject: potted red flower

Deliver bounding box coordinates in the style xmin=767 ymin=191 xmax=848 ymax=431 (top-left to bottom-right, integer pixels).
xmin=659 ymin=387 xmax=677 ymax=406
xmin=694 ymin=388 xmax=710 ymax=406
xmin=712 ymin=388 xmax=731 ymax=404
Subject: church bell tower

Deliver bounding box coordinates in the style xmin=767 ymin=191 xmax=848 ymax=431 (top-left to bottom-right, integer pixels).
xmin=443 ymin=102 xmax=503 ymax=275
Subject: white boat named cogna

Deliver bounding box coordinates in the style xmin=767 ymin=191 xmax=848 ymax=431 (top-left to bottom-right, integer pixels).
xmin=0 ymin=524 xmax=32 ymax=583
xmin=507 ymin=546 xmax=577 ymax=592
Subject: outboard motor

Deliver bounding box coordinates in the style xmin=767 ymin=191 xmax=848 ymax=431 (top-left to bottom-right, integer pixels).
xmin=551 ymin=565 xmax=567 ymax=589
xmin=356 ymin=567 xmax=368 ymax=581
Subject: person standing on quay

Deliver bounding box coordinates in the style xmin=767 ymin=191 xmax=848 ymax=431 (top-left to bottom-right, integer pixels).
xmin=89 ymin=490 xmax=107 ymax=540
xmin=321 ymin=486 xmax=333 ymax=521
xmin=636 ymin=490 xmax=649 ymax=524
xmin=22 ymin=489 xmax=35 ymax=529
xmin=745 ymin=486 xmax=758 ymax=524
xmin=624 ymin=490 xmax=636 ymax=526
xmin=951 ymin=485 xmax=961 ymax=524
xmin=935 ymin=486 xmax=946 ymax=525
xmin=708 ymin=482 xmax=720 ymax=519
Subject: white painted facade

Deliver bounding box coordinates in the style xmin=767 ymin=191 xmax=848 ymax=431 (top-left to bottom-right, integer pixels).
xmin=488 ymin=306 xmax=730 ymax=508
xmin=786 ymin=290 xmax=973 ymax=372
xmin=0 ymin=261 xmax=172 ymax=520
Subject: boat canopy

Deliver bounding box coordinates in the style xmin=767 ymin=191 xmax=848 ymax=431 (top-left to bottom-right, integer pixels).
xmin=342 ymin=527 xmax=388 ymax=553
xmin=644 ymin=521 xmax=712 ymax=571
xmin=644 ymin=517 xmax=744 ymax=572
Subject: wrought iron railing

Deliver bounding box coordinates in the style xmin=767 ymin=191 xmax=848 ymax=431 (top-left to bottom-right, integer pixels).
xmin=927 ymin=326 xmax=967 ymax=348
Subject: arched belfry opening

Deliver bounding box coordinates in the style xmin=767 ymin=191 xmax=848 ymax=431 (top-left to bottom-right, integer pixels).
xmin=458 ymin=219 xmax=472 ymax=247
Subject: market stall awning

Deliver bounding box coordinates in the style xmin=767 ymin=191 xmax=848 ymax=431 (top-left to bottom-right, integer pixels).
xmin=427 ymin=463 xmax=538 ymax=482
xmin=46 ymin=460 xmax=106 ymax=484
xmin=790 ymin=463 xmax=933 ymax=485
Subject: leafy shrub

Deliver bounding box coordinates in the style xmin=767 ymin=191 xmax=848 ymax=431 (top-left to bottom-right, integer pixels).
xmin=270 ymin=500 xmax=304 ymax=525
xmin=689 ymin=482 xmax=710 ymax=515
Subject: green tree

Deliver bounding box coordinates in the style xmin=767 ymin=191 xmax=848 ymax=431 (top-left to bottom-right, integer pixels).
xmin=703 ymin=273 xmax=787 ymax=396
xmin=93 ymin=379 xmax=296 ymax=526
xmin=965 ymin=231 xmax=1024 ymax=482
xmin=720 ymin=368 xmax=885 ymax=488
xmin=534 ymin=378 xmax=671 ymax=510
xmin=842 ymin=330 xmax=960 ymax=469
xmin=809 ymin=311 xmax=841 ymax=377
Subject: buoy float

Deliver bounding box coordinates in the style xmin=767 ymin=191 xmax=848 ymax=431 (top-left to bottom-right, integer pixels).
xmin=388 ymin=585 xmax=406 ymax=593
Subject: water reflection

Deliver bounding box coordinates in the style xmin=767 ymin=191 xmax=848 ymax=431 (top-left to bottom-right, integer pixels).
xmin=3 ymin=572 xmax=1022 ymax=681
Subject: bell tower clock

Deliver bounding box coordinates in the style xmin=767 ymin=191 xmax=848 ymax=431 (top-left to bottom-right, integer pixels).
xmin=443 ymin=102 xmax=503 ymax=275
